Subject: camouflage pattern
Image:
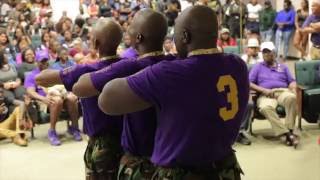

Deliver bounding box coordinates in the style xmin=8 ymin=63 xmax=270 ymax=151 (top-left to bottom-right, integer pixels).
xmin=118 ymin=153 xmax=155 ymax=180
xmin=151 ymin=152 xmax=243 ymax=180
xmin=84 ymin=133 xmax=123 ymax=179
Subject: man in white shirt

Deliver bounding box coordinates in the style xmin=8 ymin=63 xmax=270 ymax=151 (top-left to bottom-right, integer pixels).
xmin=241 ymin=38 xmax=263 ymax=65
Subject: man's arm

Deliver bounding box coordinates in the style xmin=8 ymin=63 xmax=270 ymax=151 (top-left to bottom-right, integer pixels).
xmin=250 ymin=82 xmax=273 ymax=97
xmin=26 ymin=87 xmax=52 ymax=105
xmin=72 ymin=73 xmax=100 ymax=97
xmin=35 ymin=69 xmax=62 ymax=87
xmin=288 ymin=81 xmax=297 ymax=92
xmin=98 ymin=78 xmax=151 ymax=115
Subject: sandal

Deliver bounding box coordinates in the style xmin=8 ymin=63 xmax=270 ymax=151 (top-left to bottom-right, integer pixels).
xmin=285 ymin=133 xmax=299 ymax=148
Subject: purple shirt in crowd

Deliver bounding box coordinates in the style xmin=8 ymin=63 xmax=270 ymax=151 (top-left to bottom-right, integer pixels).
xmin=303 ymin=15 xmax=320 ymax=46
xmin=91 ymin=55 xmax=175 ymax=156
xmin=127 ymin=53 xmax=249 ymax=167
xmin=120 ymin=47 xmax=138 ymax=59
xmin=249 ymin=62 xmax=295 ymax=89
xmin=24 ymin=68 xmax=46 ymax=97
xmin=60 ymin=59 xmax=123 ymax=137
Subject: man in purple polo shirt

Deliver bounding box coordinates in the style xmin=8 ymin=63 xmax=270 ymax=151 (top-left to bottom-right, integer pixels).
xmin=35 ymin=19 xmax=124 ymax=179
xmin=98 ymin=6 xmax=249 ymax=180
xmin=24 ymin=50 xmax=81 ymax=146
xmin=249 ymin=41 xmax=298 ymax=148
xmin=72 ymin=9 xmax=174 ymax=180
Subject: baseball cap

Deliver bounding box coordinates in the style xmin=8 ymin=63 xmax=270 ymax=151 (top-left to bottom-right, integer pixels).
xmin=35 ymin=50 xmax=49 ymax=62
xmin=21 ymin=0 xmax=28 ymax=3
xmin=260 ymin=42 xmax=275 ymax=52
xmin=220 ymin=28 xmax=230 ymax=34
xmin=247 ymin=38 xmax=260 ymax=48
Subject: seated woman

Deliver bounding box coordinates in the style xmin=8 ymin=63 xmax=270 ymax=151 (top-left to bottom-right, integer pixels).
xmin=217 ymin=28 xmax=237 ymax=48
xmin=0 ymin=87 xmax=31 ymax=146
xmin=0 ymin=49 xmax=26 ymax=105
xmin=17 ymin=48 xmax=37 ymax=82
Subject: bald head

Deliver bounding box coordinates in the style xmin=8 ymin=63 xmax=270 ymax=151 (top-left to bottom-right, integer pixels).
xmin=128 ymin=8 xmax=168 ymax=54
xmin=312 ymin=0 xmax=320 ymax=15
xmin=92 ymin=18 xmax=123 ymax=56
xmin=174 ymin=5 xmax=218 ymax=58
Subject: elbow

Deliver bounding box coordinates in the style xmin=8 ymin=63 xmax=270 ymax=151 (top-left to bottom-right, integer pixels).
xmin=98 ymin=92 xmax=116 ymax=115
xmin=98 ymin=85 xmax=119 ymax=115
xmin=72 ymin=83 xmax=84 ymax=97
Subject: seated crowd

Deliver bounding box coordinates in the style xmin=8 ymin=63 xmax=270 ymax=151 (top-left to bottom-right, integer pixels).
xmin=0 ymin=0 xmax=319 ymax=148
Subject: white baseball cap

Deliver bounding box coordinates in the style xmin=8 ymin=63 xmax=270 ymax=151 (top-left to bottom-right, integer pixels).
xmin=220 ymin=28 xmax=230 ymax=34
xmin=247 ymin=38 xmax=260 ymax=48
xmin=260 ymin=41 xmax=275 ymax=51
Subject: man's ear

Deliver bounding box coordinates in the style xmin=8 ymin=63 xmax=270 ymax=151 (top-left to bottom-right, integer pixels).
xmin=136 ymin=33 xmax=144 ymax=44
xmin=182 ymin=29 xmax=190 ymax=44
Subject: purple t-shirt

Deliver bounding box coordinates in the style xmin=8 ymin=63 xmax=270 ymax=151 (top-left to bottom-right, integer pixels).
xmin=24 ymin=68 xmax=46 ymax=97
xmin=120 ymin=47 xmax=138 ymax=59
xmin=60 ymin=59 xmax=123 ymax=137
xmin=302 ymin=15 xmax=320 ymax=45
xmin=91 ymin=55 xmax=175 ymax=156
xmin=127 ymin=53 xmax=249 ymax=167
xmin=249 ymin=62 xmax=295 ymax=89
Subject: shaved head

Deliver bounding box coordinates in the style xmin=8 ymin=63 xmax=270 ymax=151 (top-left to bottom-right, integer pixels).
xmin=128 ymin=8 xmax=168 ymax=54
xmin=174 ymin=5 xmax=218 ymax=58
xmin=92 ymin=18 xmax=123 ymax=57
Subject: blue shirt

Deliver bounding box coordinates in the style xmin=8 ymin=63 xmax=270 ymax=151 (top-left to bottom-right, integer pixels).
xmin=275 ymin=9 xmax=295 ymax=31
xmin=50 ymin=60 xmax=76 ymax=70
xmin=303 ymin=15 xmax=320 ymax=45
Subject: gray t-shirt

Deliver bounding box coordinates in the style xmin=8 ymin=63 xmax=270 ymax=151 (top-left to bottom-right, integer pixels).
xmin=0 ymin=64 xmax=18 ymax=83
xmin=17 ymin=62 xmax=37 ymax=82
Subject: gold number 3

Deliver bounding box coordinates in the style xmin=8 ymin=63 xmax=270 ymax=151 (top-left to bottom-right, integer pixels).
xmin=217 ymin=75 xmax=239 ymax=121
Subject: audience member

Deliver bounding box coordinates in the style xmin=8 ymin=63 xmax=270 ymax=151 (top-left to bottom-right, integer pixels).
xmin=274 ymin=0 xmax=295 ymax=60
xmin=294 ymin=0 xmax=309 ymax=59
xmin=249 ymin=42 xmax=298 ymax=148
xmin=217 ymin=28 xmax=237 ymax=48
xmin=241 ymin=38 xmax=263 ymax=65
xmin=24 ymin=50 xmax=81 ymax=146
xmin=259 ymin=0 xmax=276 ymax=42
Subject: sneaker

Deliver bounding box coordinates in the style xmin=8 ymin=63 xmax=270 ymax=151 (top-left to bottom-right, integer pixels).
xmin=48 ymin=129 xmax=61 ymax=146
xmin=236 ymin=132 xmax=252 ymax=145
xmin=68 ymin=126 xmax=82 ymax=141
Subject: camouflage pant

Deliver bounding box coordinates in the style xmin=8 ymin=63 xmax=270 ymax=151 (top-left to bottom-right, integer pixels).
xmin=118 ymin=153 xmax=156 ymax=180
xmin=84 ymin=133 xmax=123 ymax=180
xmin=151 ymin=152 xmax=243 ymax=180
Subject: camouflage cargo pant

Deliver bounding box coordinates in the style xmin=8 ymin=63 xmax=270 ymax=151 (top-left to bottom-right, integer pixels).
xmin=151 ymin=152 xmax=243 ymax=180
xmin=117 ymin=153 xmax=156 ymax=180
xmin=84 ymin=133 xmax=123 ymax=180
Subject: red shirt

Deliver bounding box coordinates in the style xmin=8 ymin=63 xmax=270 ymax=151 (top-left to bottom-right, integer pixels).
xmin=217 ymin=38 xmax=237 ymax=48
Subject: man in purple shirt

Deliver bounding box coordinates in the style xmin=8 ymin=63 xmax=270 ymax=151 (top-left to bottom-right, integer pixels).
xmin=249 ymin=41 xmax=298 ymax=148
xmin=274 ymin=0 xmax=295 ymax=60
xmin=73 ymin=9 xmax=174 ymax=180
xmin=24 ymin=50 xmax=81 ymax=146
xmin=298 ymin=0 xmax=320 ymax=60
xmin=35 ymin=19 xmax=124 ymax=180
xmin=98 ymin=6 xmax=248 ymax=180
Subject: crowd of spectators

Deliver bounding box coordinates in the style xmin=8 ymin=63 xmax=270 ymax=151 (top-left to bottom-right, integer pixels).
xmin=0 ymin=0 xmax=315 ymax=146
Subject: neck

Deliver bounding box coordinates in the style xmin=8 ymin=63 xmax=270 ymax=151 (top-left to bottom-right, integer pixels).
xmin=99 ymin=50 xmax=117 ymax=58
xmin=137 ymin=45 xmax=163 ymax=56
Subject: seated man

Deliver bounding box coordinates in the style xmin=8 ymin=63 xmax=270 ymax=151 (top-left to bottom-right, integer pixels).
xmin=241 ymin=38 xmax=263 ymax=65
xmin=24 ymin=51 xmax=81 ymax=146
xmin=0 ymin=87 xmax=31 ymax=146
xmin=249 ymin=42 xmax=298 ymax=147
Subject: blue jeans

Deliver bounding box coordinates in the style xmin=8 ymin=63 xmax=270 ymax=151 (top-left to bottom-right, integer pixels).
xmin=260 ymin=29 xmax=274 ymax=42
xmin=275 ymin=29 xmax=294 ymax=58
